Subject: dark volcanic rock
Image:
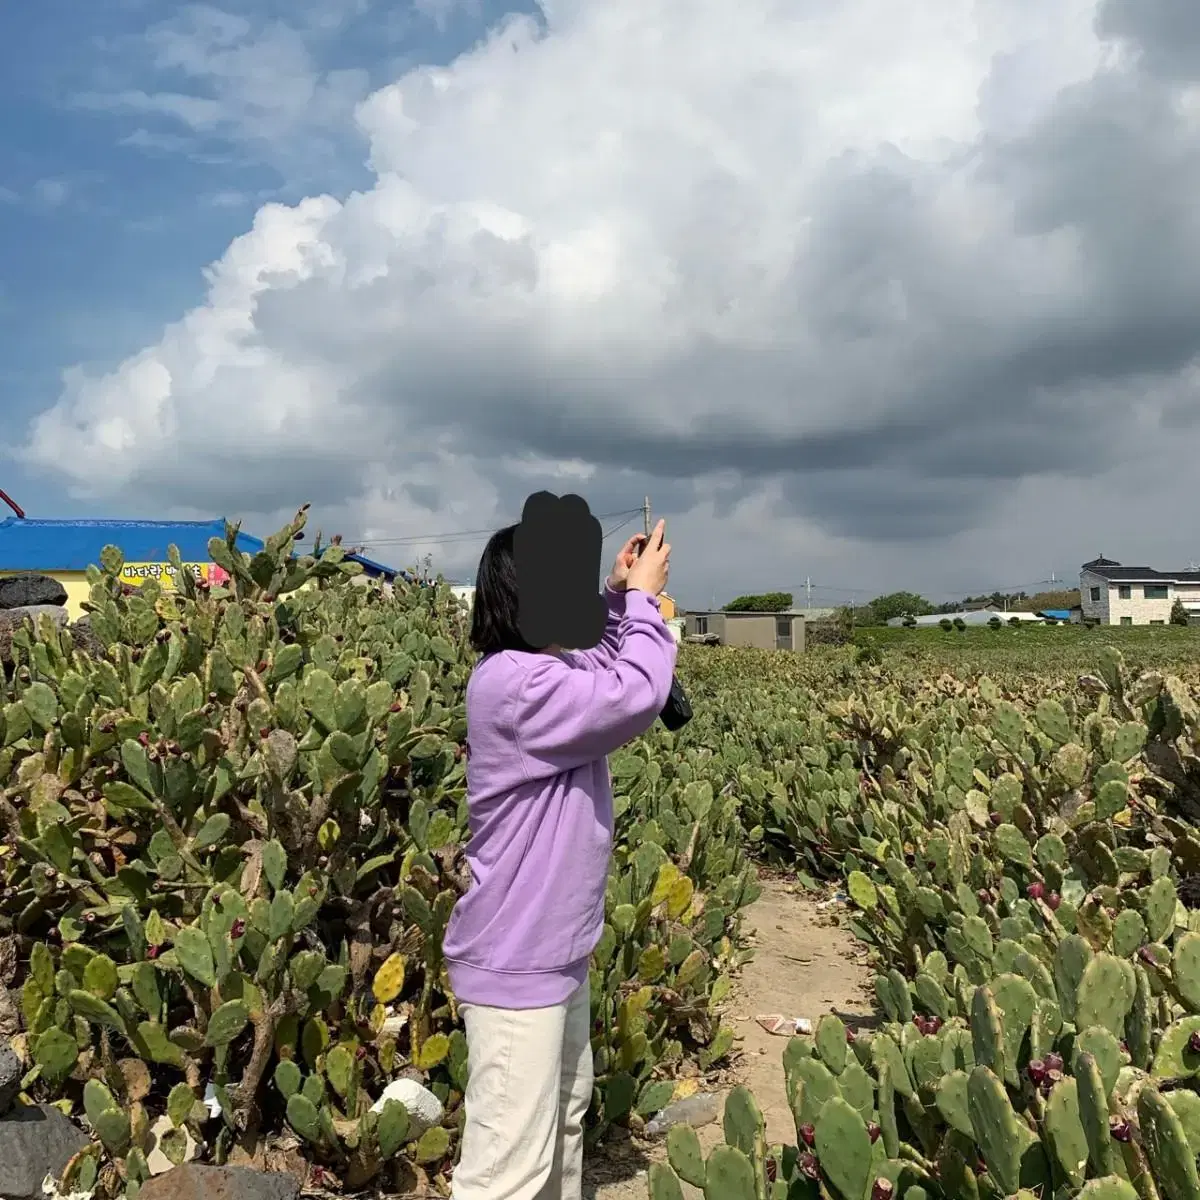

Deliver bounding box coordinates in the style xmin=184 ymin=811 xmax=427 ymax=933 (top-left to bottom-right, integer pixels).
xmin=0 ymin=575 xmax=67 ymax=610
xmin=0 ymin=607 xmax=69 ymax=667
xmin=66 ymin=619 xmax=106 ymax=661
xmin=0 ymin=606 xmax=68 ymax=631
xmin=0 ymin=1105 xmax=89 ymax=1200
xmin=0 ymin=1045 xmax=20 ymax=1116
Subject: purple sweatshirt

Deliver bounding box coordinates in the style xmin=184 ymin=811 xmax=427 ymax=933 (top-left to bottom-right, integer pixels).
xmin=443 ymin=584 xmax=678 ymax=1009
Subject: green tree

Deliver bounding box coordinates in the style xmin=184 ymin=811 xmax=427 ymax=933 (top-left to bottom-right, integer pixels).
xmin=723 ymin=591 xmax=793 ymax=612
xmin=1171 ymin=598 xmax=1190 ymax=626
xmin=867 ymin=591 xmax=934 ymax=624
xmin=1028 ymin=589 xmax=1081 ymax=612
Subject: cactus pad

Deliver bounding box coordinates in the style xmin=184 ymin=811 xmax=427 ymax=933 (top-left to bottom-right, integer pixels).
xmin=813 ymin=1097 xmax=872 ymax=1200
xmin=647 ymin=1163 xmax=686 ymax=1200
xmin=1174 ymin=932 xmax=1200 ymax=1013
xmin=816 ymin=1014 xmax=848 ymax=1074
xmin=1078 ymin=1181 xmax=1139 ymax=1200
xmin=1138 ymin=1085 xmax=1200 ymax=1200
xmin=666 ymin=1123 xmax=707 ymax=1187
xmin=1076 ymin=953 xmax=1135 ymax=1039
xmin=702 ymin=1145 xmax=757 ymax=1200
xmin=1044 ymin=1078 xmax=1089 ymax=1188
xmin=376 ymin=1099 xmax=410 ymax=1159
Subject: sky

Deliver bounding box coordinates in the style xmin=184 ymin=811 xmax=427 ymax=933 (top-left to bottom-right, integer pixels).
xmin=5 ymin=0 xmax=1200 ymax=609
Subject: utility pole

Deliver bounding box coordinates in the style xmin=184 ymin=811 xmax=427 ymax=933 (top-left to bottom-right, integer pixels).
xmin=805 ymin=576 xmax=812 ymax=610
xmin=643 ymin=496 xmax=651 ymax=539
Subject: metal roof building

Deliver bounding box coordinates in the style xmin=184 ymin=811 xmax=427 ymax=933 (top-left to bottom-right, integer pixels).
xmin=0 ymin=517 xmax=402 ymax=581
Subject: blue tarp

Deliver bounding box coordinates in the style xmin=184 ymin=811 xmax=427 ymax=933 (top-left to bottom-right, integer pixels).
xmin=0 ymin=517 xmax=402 ymax=581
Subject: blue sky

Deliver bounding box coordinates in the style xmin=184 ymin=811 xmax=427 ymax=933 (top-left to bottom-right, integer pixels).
xmin=1 ymin=0 xmax=533 ymax=520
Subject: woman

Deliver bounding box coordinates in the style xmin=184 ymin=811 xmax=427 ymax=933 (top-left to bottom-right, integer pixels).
xmin=444 ymin=519 xmax=677 ymax=1200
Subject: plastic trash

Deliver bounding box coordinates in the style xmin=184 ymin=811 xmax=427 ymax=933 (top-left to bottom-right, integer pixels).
xmin=756 ymin=1014 xmax=814 ymax=1036
xmin=644 ymin=1093 xmax=721 ymax=1136
xmin=146 ymin=1114 xmax=198 ymax=1175
xmin=370 ymin=1077 xmax=444 ymax=1138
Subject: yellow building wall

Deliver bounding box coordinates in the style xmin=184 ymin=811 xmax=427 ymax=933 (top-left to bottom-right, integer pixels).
xmin=659 ymin=593 xmax=676 ymax=620
xmin=1 ymin=561 xmax=227 ymax=621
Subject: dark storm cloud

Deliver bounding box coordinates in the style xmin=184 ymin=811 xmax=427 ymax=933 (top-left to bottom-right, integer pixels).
xmin=1099 ymin=0 xmax=1200 ymax=79
xmin=296 ymin=33 xmax=1200 ymax=547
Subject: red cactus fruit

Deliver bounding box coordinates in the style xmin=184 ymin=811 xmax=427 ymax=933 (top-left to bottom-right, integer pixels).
xmin=799 ymin=1153 xmax=819 ymax=1180
xmin=1026 ymin=1059 xmax=1047 ymax=1086
xmin=1026 ymin=881 xmax=1045 ymax=900
xmin=867 ymin=1122 xmax=881 ymax=1144
xmin=872 ymin=1179 xmax=895 ymax=1200
xmin=230 ymin=919 xmax=246 ymax=938
xmin=1109 ymin=1118 xmax=1132 ymax=1143
xmin=1047 ymin=892 xmax=1061 ymax=910
xmin=799 ymin=1123 xmax=816 ymax=1146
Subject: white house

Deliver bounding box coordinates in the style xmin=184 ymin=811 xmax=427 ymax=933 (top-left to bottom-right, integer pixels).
xmin=1078 ymin=557 xmax=1200 ymax=625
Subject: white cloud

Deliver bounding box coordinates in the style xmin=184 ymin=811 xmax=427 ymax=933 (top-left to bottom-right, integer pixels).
xmin=73 ymin=4 xmax=372 ymax=182
xmin=33 ymin=179 xmax=71 ymax=208
xmin=24 ymin=0 xmax=1200 ymax=602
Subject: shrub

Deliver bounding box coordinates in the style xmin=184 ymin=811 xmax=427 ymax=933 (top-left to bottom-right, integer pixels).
xmin=1 ymin=511 xmax=755 ymax=1196
xmin=655 ymin=643 xmax=1200 ymax=1200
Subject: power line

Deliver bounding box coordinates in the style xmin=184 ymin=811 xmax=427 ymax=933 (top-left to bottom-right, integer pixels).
xmin=349 ymin=507 xmax=644 ymax=553
xmin=602 ymin=513 xmax=641 ymax=541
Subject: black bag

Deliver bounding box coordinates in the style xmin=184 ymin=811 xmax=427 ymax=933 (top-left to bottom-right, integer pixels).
xmin=659 ymin=674 xmax=693 ymax=731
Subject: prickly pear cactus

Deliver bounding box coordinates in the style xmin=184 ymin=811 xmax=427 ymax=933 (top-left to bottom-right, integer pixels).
xmin=1 ymin=508 xmax=758 ymax=1195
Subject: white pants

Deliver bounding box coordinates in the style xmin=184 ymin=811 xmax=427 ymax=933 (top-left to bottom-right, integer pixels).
xmin=452 ymin=982 xmax=593 ymax=1200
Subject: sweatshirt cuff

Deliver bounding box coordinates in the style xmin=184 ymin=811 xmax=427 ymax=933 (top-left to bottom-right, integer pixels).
xmin=604 ymin=581 xmax=629 ymax=612
xmin=623 ymin=588 xmax=662 ymax=616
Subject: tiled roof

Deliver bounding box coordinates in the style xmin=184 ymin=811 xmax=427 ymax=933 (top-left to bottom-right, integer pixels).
xmin=0 ymin=517 xmax=401 ymax=580
xmin=1083 ymin=563 xmax=1200 ymax=584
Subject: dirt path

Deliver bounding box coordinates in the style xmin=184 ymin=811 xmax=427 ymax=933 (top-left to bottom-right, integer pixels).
xmin=583 ymin=877 xmax=875 ymax=1200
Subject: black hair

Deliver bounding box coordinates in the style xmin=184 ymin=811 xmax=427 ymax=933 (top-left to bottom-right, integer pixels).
xmin=469 ymin=524 xmax=541 ymax=655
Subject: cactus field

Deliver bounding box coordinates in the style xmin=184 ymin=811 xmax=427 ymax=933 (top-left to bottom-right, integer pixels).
xmin=4 ymin=510 xmax=1200 ymax=1200
xmin=647 ymin=642 xmax=1200 ymax=1200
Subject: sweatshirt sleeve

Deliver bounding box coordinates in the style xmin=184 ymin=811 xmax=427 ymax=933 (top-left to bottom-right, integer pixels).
xmin=513 ymin=590 xmax=678 ymax=777
xmin=569 ymin=583 xmax=626 ymax=670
